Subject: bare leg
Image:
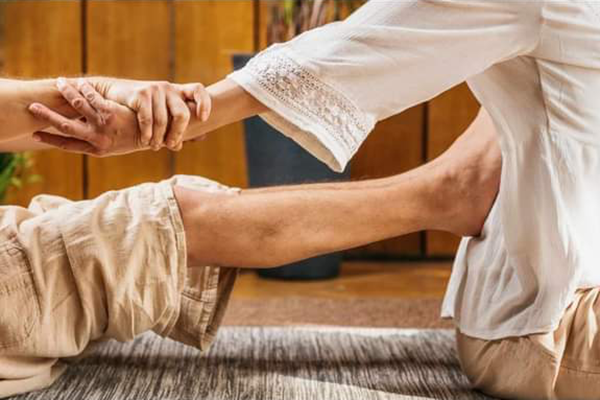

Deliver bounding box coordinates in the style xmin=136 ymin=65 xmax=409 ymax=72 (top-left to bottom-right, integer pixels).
xmin=175 ymin=108 xmax=501 ymax=268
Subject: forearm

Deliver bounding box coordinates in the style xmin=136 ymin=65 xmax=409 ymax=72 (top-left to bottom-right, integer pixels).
xmin=0 ymin=136 xmax=54 ymax=152
xmin=184 ymin=78 xmax=268 ymax=141
xmin=0 ymin=79 xmax=77 ymax=145
xmin=79 ymin=76 xmax=260 ymax=141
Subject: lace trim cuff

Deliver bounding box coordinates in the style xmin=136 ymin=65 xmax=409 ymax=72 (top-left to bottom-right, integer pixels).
xmin=228 ymin=47 xmax=375 ymax=172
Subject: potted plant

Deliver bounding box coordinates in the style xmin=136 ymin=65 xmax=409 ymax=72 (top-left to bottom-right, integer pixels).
xmin=0 ymin=153 xmax=40 ymax=204
xmin=233 ymin=0 xmax=363 ymax=280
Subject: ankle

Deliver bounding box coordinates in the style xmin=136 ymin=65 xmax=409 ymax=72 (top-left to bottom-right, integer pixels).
xmin=431 ymin=152 xmax=501 ymax=237
xmin=385 ymin=163 xmax=455 ymax=233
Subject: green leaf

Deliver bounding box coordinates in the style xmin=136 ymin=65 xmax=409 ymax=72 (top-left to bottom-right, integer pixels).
xmin=10 ymin=176 xmax=22 ymax=188
xmin=27 ymin=174 xmax=42 ymax=184
xmin=0 ymin=152 xmax=43 ymax=203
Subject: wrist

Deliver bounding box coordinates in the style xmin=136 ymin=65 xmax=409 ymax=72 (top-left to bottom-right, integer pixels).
xmin=19 ymin=79 xmax=56 ymax=105
xmin=20 ymin=79 xmax=79 ymax=118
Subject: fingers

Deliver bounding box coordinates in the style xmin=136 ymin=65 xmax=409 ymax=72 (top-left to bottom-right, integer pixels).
xmin=180 ymin=83 xmax=211 ymax=121
xmin=28 ymin=103 xmax=98 ymax=144
xmin=76 ymin=78 xmax=111 ymax=117
xmin=151 ymin=89 xmax=168 ymax=151
xmin=197 ymin=85 xmax=212 ymax=122
xmin=123 ymin=81 xmax=210 ymax=151
xmin=135 ymin=94 xmax=153 ymax=147
xmin=56 ymin=78 xmax=105 ymax=126
xmin=164 ymin=94 xmax=190 ymax=151
xmin=33 ymin=131 xmax=98 ymax=156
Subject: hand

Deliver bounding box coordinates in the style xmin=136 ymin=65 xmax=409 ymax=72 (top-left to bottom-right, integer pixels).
xmin=28 ymin=79 xmax=146 ymax=157
xmin=89 ymin=77 xmax=211 ymax=151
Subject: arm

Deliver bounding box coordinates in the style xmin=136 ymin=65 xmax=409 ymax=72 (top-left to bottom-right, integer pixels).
xmin=0 ymin=79 xmax=78 ymax=150
xmin=91 ymin=0 xmax=538 ymax=161
xmin=182 ymin=78 xmax=267 ymax=141
xmin=31 ymin=0 xmax=540 ymax=160
xmin=225 ymin=0 xmax=541 ymax=172
xmin=29 ymin=77 xmax=267 ymax=155
xmin=0 ymin=76 xmax=207 ymax=153
xmin=29 ymin=77 xmax=212 ymax=155
xmin=0 ymin=136 xmax=55 ymax=152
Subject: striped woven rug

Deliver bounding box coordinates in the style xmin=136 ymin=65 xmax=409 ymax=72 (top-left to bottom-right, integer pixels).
xmin=14 ymin=327 xmax=496 ymax=400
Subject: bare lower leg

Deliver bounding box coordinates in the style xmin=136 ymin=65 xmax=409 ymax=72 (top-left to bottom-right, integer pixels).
xmin=175 ymin=108 xmax=501 ymax=268
xmin=174 ymin=173 xmax=432 ymax=268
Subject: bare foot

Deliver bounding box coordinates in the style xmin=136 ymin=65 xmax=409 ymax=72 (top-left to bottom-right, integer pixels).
xmin=428 ymin=108 xmax=502 ymax=237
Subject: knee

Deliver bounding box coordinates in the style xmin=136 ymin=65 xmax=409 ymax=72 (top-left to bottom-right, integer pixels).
xmin=172 ymin=185 xmax=289 ymax=268
xmin=173 ymin=185 xmax=227 ymax=266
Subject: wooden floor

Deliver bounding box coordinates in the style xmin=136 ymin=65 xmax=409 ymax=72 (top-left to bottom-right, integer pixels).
xmin=232 ymin=261 xmax=453 ymax=300
xmin=224 ymin=261 xmax=454 ymax=328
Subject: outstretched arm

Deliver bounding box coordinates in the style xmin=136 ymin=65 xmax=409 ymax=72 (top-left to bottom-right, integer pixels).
xmin=28 ymin=77 xmax=266 ymax=156
xmin=3 ymin=76 xmax=210 ymax=154
xmin=0 ymin=79 xmax=78 ymax=151
xmin=30 ymin=0 xmax=535 ymax=162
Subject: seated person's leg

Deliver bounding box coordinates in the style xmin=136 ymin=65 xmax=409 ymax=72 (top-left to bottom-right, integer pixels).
xmin=0 ymin=108 xmax=500 ymax=398
xmin=176 ymin=108 xmax=501 ymax=269
xmin=0 ymin=176 xmax=238 ymax=398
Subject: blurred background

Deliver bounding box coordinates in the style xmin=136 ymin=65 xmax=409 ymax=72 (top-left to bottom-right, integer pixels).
xmin=0 ymin=0 xmax=479 ymax=263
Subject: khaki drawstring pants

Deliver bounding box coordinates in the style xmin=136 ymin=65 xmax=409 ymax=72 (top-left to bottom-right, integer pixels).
xmin=0 ymin=175 xmax=239 ymax=398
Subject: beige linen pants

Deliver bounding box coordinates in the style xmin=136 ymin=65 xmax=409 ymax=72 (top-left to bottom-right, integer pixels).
xmin=457 ymin=288 xmax=600 ymax=400
xmin=0 ymin=175 xmax=239 ymax=398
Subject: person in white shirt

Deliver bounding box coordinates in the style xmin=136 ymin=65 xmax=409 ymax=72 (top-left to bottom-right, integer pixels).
xmin=24 ymin=0 xmax=600 ymax=398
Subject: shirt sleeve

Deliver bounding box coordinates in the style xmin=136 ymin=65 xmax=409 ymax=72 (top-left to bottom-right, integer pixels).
xmin=228 ymin=0 xmax=542 ymax=172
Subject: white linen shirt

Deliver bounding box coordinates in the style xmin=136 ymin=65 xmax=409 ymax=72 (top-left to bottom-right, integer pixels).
xmin=229 ymin=0 xmax=600 ymax=340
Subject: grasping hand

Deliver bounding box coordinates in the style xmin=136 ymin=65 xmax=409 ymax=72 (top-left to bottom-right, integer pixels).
xmin=90 ymin=77 xmax=211 ymax=151
xmin=28 ymin=79 xmax=147 ymax=157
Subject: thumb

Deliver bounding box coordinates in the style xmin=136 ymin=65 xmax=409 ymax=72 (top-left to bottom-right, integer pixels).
xmin=179 ymin=83 xmax=211 ymax=121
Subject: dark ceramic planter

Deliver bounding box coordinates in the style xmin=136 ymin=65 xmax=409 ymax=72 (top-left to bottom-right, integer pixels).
xmin=233 ymin=54 xmax=349 ymax=280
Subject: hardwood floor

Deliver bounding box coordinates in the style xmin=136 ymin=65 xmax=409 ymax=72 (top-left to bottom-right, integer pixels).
xmin=232 ymin=261 xmax=453 ymax=300
xmin=223 ymin=261 xmax=454 ymax=328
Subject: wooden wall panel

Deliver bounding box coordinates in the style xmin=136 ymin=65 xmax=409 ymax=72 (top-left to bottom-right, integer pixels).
xmin=173 ymin=1 xmax=254 ymax=188
xmin=3 ymin=1 xmax=83 ymax=206
xmin=86 ymin=0 xmax=173 ymax=198
xmin=426 ymin=83 xmax=480 ymax=256
xmin=257 ymin=0 xmax=270 ymax=50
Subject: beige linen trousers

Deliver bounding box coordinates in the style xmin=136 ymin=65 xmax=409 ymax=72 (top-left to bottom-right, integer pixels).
xmin=0 ymin=175 xmax=239 ymax=398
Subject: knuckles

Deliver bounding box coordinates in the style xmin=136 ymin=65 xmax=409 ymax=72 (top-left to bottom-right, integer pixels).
xmin=84 ymin=91 xmax=96 ymax=102
xmin=137 ymin=87 xmax=153 ymax=98
xmin=171 ymin=109 xmax=190 ymax=123
xmin=72 ymin=98 xmax=84 ymax=110
xmin=60 ymin=122 xmax=72 ymax=133
xmin=137 ymin=81 xmax=186 ymax=99
xmin=153 ymin=117 xmax=168 ymax=128
xmin=138 ymin=81 xmax=170 ymax=96
xmin=137 ymin=115 xmax=153 ymax=126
